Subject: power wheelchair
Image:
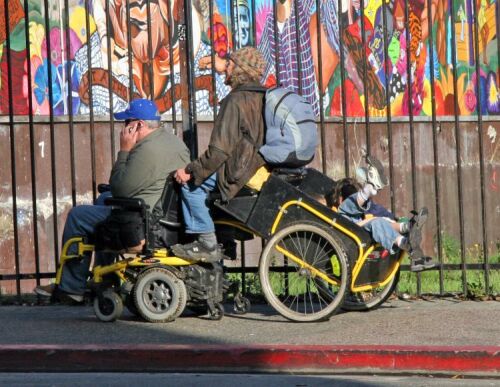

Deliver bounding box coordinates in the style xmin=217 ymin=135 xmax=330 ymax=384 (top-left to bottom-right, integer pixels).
xmin=55 ymin=168 xmax=405 ymax=323
xmin=54 ymin=177 xmax=250 ymax=323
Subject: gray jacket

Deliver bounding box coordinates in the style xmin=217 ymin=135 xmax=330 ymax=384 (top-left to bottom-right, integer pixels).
xmin=110 ymin=128 xmax=190 ymax=208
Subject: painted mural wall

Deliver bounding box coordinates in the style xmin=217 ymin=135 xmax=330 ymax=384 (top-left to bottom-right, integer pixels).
xmin=0 ymin=0 xmax=498 ymax=118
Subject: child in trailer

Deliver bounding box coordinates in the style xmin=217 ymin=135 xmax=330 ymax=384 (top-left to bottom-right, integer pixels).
xmin=329 ymin=156 xmax=436 ymax=272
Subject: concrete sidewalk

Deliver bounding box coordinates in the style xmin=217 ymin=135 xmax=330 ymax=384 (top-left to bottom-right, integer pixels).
xmin=0 ymin=299 xmax=499 ymax=375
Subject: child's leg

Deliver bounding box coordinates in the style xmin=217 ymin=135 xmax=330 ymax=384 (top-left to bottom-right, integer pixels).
xmin=362 ymin=217 xmax=402 ymax=253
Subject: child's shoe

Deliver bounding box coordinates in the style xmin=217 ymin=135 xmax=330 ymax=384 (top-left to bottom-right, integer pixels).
xmin=356 ymin=155 xmax=388 ymax=190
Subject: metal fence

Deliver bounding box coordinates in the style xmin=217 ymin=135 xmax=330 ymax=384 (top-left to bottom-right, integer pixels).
xmin=0 ymin=0 xmax=499 ymax=298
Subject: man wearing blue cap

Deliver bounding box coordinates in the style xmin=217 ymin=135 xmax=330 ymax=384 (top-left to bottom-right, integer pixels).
xmin=35 ymin=99 xmax=190 ymax=302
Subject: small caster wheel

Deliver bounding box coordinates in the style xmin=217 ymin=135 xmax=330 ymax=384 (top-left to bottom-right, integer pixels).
xmin=233 ymin=296 xmax=251 ymax=314
xmin=94 ymin=290 xmax=123 ymax=322
xmin=209 ymin=303 xmax=224 ymax=320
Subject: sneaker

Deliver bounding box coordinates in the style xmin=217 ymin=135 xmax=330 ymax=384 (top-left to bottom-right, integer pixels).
xmin=410 ymin=255 xmax=437 ymax=272
xmin=34 ymin=283 xmax=84 ymax=303
xmin=34 ymin=283 xmax=55 ymax=297
xmin=365 ymin=155 xmax=388 ymax=190
xmin=408 ymin=207 xmax=429 ymax=249
xmin=171 ymin=241 xmax=223 ymax=262
xmin=356 ymin=156 xmax=388 ymax=190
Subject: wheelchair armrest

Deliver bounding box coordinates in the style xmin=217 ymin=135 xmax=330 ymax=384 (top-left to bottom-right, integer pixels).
xmin=104 ymin=197 xmax=149 ymax=211
xmin=97 ymin=183 xmax=111 ymax=193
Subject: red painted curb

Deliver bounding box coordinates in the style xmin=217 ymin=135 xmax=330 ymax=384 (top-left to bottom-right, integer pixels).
xmin=0 ymin=345 xmax=498 ymax=374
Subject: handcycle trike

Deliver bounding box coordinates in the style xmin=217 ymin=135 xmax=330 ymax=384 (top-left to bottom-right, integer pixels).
xmin=54 ymin=168 xmax=403 ymax=323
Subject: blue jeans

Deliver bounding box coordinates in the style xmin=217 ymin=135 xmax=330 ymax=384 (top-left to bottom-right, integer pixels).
xmin=180 ymin=173 xmax=217 ymax=234
xmin=339 ymin=193 xmax=400 ymax=253
xmin=59 ymin=195 xmax=113 ymax=295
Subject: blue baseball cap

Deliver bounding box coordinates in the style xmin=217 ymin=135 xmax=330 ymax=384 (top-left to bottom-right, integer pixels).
xmin=114 ymin=99 xmax=161 ymax=121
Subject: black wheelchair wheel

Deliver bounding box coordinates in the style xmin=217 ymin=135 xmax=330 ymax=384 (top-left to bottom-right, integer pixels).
xmin=233 ymin=295 xmax=251 ymax=314
xmin=133 ymin=267 xmax=187 ymax=323
xmin=259 ymin=221 xmax=351 ymax=322
xmin=209 ymin=302 xmax=225 ymax=320
xmin=342 ymin=269 xmax=400 ymax=311
xmin=93 ymin=290 xmax=123 ymax=322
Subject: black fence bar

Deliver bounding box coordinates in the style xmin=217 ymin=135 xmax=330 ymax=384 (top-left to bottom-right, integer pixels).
xmin=208 ymin=0 xmax=218 ymax=121
xmin=336 ymin=0 xmax=349 ymax=177
xmin=63 ymin=0 xmax=77 ymax=207
xmin=104 ymin=1 xmax=116 ymax=167
xmin=380 ymin=0 xmax=396 ymax=215
xmin=146 ymin=0 xmax=154 ymax=99
xmin=84 ymin=0 xmax=97 ymax=202
xmin=23 ymin=0 xmax=41 ymax=287
xmin=126 ymin=0 xmax=134 ymax=101
xmin=272 ymin=1 xmax=280 ymax=85
xmin=104 ymin=0 xmax=116 ymax=165
xmin=165 ymin=0 xmax=178 ymax=133
xmin=223 ymin=263 xmax=500 ymax=274
xmin=449 ymin=0 xmax=468 ymax=295
xmin=178 ymin=0 xmax=198 ymax=157
xmin=426 ymin=0 xmax=444 ymax=295
xmin=251 ymin=0 xmax=256 ymax=45
xmin=293 ymin=0 xmax=302 ymax=96
xmin=230 ymin=0 xmax=237 ymax=49
xmin=359 ymin=0 xmax=371 ymax=153
xmin=4 ymin=0 xmax=21 ymax=298
xmin=403 ymin=1 xmax=420 ymax=294
xmin=313 ymin=0 xmax=326 ymax=174
xmin=471 ymin=0 xmax=490 ymax=295
xmin=43 ymin=0 xmax=60 ymax=272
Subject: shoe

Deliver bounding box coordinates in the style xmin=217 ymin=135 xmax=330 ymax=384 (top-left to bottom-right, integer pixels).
xmin=408 ymin=207 xmax=429 ymax=249
xmin=34 ymin=283 xmax=84 ymax=303
xmin=410 ymin=255 xmax=437 ymax=272
xmin=171 ymin=241 xmax=223 ymax=262
xmin=355 ymin=156 xmax=388 ymax=190
xmin=365 ymin=155 xmax=388 ymax=190
xmin=34 ymin=283 xmax=55 ymax=297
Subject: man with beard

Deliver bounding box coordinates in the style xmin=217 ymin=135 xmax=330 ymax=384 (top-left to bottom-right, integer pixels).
xmin=172 ymin=47 xmax=267 ymax=261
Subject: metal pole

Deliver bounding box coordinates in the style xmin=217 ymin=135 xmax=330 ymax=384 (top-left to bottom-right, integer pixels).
xmin=63 ymin=0 xmax=76 ymax=207
xmin=471 ymin=0 xmax=489 ymax=295
xmin=314 ymin=0 xmax=326 ymax=174
xmin=448 ymin=0 xmax=467 ymax=295
xmin=4 ymin=0 xmax=21 ymax=298
xmin=43 ymin=0 xmax=60 ymax=273
xmin=337 ymin=0 xmax=349 ymax=177
xmin=84 ymin=0 xmax=97 ymax=202
xmin=426 ymin=0 xmax=444 ymax=294
xmin=178 ymin=0 xmax=198 ymax=157
xmin=23 ymin=0 xmax=41 ymax=287
xmin=381 ymin=0 xmax=395 ymax=215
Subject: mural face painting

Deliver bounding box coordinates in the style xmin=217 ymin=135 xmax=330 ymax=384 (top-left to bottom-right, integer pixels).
xmin=0 ymin=0 xmax=497 ymax=117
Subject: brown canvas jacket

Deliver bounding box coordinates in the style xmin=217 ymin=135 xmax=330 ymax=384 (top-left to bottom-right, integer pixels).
xmin=187 ymin=82 xmax=266 ymax=201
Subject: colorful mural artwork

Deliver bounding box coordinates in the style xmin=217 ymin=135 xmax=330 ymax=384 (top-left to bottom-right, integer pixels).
xmin=0 ymin=0 xmax=497 ymax=117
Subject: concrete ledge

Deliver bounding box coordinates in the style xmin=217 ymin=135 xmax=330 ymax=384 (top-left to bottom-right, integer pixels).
xmin=0 ymin=345 xmax=499 ymax=375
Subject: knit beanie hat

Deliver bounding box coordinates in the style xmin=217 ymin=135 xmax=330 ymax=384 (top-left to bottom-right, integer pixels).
xmin=228 ymin=47 xmax=266 ymax=83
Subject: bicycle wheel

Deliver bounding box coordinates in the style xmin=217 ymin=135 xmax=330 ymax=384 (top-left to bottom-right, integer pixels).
xmin=342 ymin=269 xmax=400 ymax=311
xmin=259 ymin=221 xmax=350 ymax=322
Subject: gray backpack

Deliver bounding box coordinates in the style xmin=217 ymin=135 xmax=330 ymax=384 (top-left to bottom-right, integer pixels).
xmin=259 ymin=87 xmax=318 ymax=167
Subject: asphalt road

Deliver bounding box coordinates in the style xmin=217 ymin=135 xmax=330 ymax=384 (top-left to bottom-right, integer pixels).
xmin=0 ymin=373 xmax=498 ymax=387
xmin=1 ymin=299 xmax=499 ymax=346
